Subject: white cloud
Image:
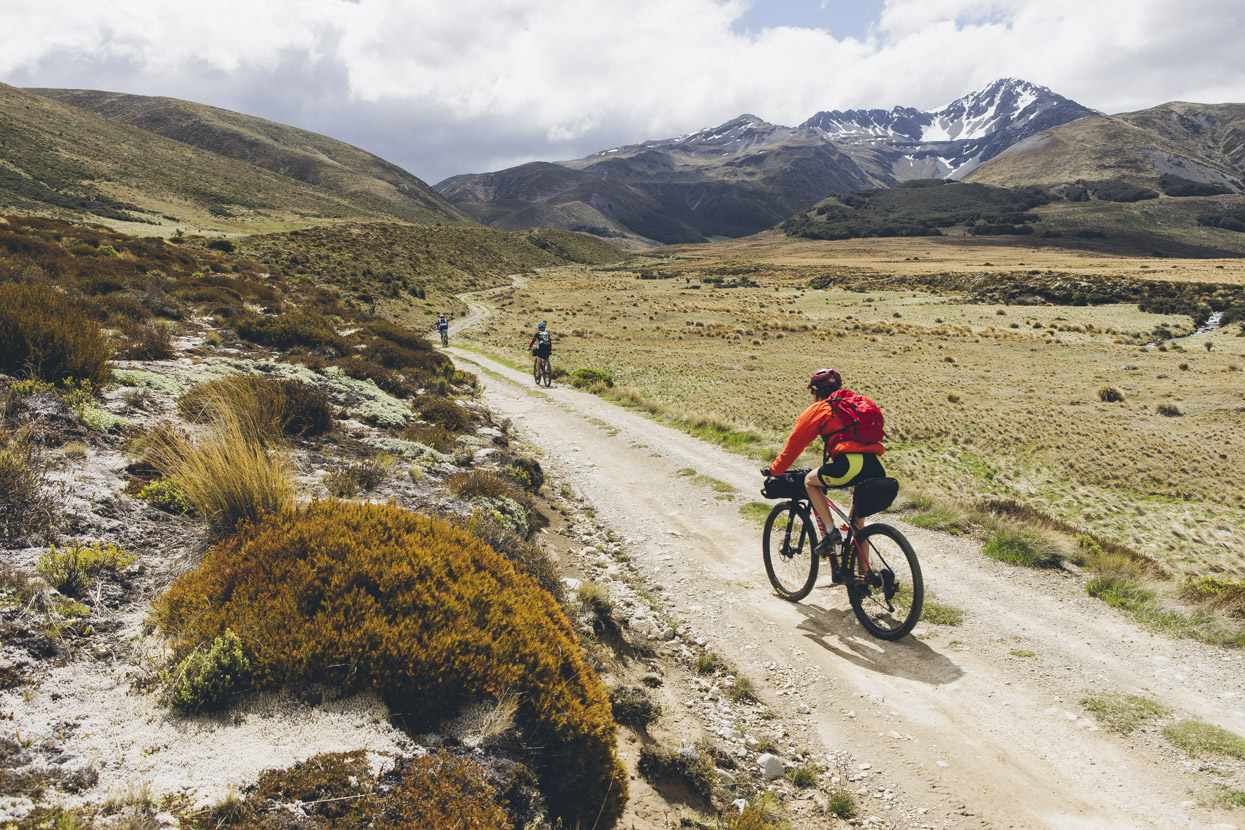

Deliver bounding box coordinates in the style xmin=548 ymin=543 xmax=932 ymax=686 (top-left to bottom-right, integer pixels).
xmin=2 ymin=0 xmax=1243 ymax=183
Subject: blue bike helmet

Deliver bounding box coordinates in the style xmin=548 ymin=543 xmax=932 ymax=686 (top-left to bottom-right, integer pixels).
xmin=538 ymin=322 xmax=546 ymax=329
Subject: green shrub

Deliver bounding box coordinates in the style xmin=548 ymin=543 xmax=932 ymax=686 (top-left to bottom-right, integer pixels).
xmin=1158 ymin=174 xmax=1231 ymax=197
xmin=1181 ymin=577 xmax=1245 ymax=617
xmin=571 ymin=367 xmax=615 ymax=389
xmin=637 ymin=744 xmax=715 ymax=800
xmin=983 ymin=526 xmax=1062 ymax=568
xmin=0 ymin=429 xmax=59 ymax=542
xmin=788 ymin=765 xmax=818 ymax=788
xmin=137 ymin=478 xmax=195 ymax=515
xmin=1088 ymin=179 xmax=1159 ymax=203
xmin=234 ymin=312 xmax=348 ymax=355
xmin=36 ymin=541 xmax=135 ymax=597
xmin=0 ymin=282 xmax=112 ymax=387
xmin=413 ymin=394 xmax=471 ymax=433
xmin=160 ymin=629 xmax=250 ymax=712
xmin=716 ymin=793 xmax=789 ymax=829
xmin=152 ymin=502 xmax=627 ymax=827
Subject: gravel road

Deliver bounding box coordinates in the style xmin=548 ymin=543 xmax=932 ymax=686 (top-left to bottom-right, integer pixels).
xmin=448 ymin=331 xmax=1244 ymax=830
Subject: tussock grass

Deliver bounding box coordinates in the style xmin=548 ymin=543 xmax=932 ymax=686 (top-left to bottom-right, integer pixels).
xmin=982 ymin=525 xmax=1064 ymax=568
xmin=740 ymin=502 xmax=773 ymax=524
xmin=1080 ymin=693 xmax=1170 ymax=734
xmin=179 ymin=374 xmax=333 ymax=445
xmin=715 ymin=792 xmax=788 ymax=829
xmin=0 ymin=426 xmax=60 ymax=543
xmin=148 ymin=408 xmax=294 ymax=536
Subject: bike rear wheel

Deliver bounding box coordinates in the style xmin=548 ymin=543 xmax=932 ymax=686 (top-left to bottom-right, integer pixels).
xmin=845 ymin=523 xmax=923 ymax=640
xmin=762 ymin=501 xmax=819 ymax=601
xmin=541 ymin=358 xmax=552 ymax=386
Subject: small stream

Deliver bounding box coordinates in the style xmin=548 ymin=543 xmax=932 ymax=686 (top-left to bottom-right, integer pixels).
xmin=1148 ymin=310 xmax=1224 ymax=347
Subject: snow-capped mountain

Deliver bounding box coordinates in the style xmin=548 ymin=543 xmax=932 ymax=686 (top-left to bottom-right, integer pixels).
xmin=802 ymin=78 xmax=1098 ymax=178
xmin=437 ymin=79 xmax=1099 ymax=244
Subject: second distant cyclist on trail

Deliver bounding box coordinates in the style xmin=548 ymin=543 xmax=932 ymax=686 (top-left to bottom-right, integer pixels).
xmin=762 ymin=368 xmax=886 ymax=555
xmin=436 ymin=313 xmax=449 ymax=346
xmin=528 ymin=321 xmax=553 ymax=386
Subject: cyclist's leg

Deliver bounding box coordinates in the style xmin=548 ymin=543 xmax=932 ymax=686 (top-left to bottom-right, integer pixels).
xmin=842 ymin=454 xmax=887 ymax=570
xmin=803 ymin=468 xmax=836 ymax=533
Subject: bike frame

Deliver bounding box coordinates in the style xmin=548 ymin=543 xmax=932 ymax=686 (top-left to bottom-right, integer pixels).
xmin=790 ymin=493 xmax=865 ymax=576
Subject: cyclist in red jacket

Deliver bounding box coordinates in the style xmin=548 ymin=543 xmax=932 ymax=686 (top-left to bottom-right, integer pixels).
xmin=762 ymin=368 xmax=885 ymax=555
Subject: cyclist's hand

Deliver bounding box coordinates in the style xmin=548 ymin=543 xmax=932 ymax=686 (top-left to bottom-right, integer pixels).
xmin=761 ymin=466 xmax=772 ymax=477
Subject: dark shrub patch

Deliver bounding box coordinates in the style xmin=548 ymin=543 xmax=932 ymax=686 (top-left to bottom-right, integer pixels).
xmin=0 ymin=282 xmax=112 ymax=387
xmin=1158 ymin=174 xmax=1233 ymax=197
xmin=413 ymin=394 xmax=471 ymax=433
xmin=1087 ymin=179 xmax=1159 ymax=203
xmin=234 ymin=312 xmax=348 ymax=355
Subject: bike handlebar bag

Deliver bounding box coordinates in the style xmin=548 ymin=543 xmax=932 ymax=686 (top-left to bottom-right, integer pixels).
xmin=761 ymin=468 xmax=810 ymax=500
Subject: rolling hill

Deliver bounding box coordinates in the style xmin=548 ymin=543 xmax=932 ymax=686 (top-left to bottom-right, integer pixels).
xmin=0 ymin=82 xmax=471 ymax=235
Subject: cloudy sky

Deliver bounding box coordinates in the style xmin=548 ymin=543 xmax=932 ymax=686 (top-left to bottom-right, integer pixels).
xmin=2 ymin=0 xmax=1243 ymax=185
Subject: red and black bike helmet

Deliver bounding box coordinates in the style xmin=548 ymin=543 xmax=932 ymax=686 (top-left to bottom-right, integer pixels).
xmin=807 ymin=368 xmax=841 ymax=392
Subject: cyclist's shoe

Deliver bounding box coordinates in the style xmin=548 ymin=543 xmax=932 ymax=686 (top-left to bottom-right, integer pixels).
xmin=814 ymin=527 xmax=841 ymax=558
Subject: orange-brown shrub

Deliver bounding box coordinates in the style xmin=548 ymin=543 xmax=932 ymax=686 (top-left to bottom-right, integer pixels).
xmin=375 ymin=752 xmax=514 ymax=830
xmin=152 ymin=502 xmax=627 ymax=828
xmin=0 ymin=282 xmax=112 ymax=387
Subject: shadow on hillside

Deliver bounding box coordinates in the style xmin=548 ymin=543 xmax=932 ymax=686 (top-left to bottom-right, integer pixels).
xmin=791 ymin=602 xmax=963 ymax=686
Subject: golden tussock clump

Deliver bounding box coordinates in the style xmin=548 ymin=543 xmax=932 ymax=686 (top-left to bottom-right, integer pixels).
xmin=153 ymin=501 xmax=628 ymax=828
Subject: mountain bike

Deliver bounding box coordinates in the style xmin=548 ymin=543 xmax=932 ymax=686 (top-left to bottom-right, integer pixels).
xmin=440 ymin=329 xmax=449 ymax=346
xmin=531 ymin=350 xmax=552 ymax=387
xmin=760 ymin=470 xmax=923 ymax=640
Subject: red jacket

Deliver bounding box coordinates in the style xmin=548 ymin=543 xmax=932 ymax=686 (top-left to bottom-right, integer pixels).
xmin=769 ymin=397 xmax=884 ymax=475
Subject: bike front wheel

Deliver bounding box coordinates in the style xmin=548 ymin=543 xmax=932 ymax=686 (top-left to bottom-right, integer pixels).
xmin=846 ymin=523 xmax=923 ymax=640
xmin=533 ymin=358 xmax=541 ymax=384
xmin=762 ymin=500 xmax=819 ymax=601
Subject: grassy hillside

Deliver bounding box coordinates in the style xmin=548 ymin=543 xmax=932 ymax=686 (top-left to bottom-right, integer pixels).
xmin=783 ymin=178 xmax=1245 ymax=257
xmin=33 ymin=88 xmax=472 ymax=228
xmin=0 ymin=83 xmax=469 ymax=237
xmin=967 ymin=102 xmax=1245 ymax=193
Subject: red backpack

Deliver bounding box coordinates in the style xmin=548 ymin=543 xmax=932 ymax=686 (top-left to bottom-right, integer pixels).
xmin=825 ymin=389 xmax=885 ymax=445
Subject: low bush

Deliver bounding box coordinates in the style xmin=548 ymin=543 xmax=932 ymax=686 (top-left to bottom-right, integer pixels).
xmin=1097 ymin=386 xmax=1125 ymax=403
xmin=160 ymin=629 xmax=250 ymax=712
xmin=119 ymin=321 xmax=174 ymax=361
xmin=716 ymin=793 xmax=788 ymax=829
xmin=0 ymin=282 xmax=112 ymax=387
xmin=151 ymin=502 xmax=627 ymax=827
xmin=401 ymin=422 xmax=459 ymax=454
xmin=609 ymin=686 xmax=661 ymax=728
xmin=1181 ymin=577 xmax=1245 ymax=617
xmin=137 ymin=477 xmax=195 ymax=515
xmin=376 ymin=752 xmax=514 ymax=830
xmin=449 ymin=512 xmax=563 ymax=603
xmin=571 ymin=367 xmax=615 ymax=389
xmin=1156 ymin=401 xmax=1184 ymax=417
xmin=1088 ymin=179 xmax=1159 ymax=203
xmin=234 ymin=312 xmax=348 ymax=355
xmin=0 ymin=428 xmax=60 ymax=543
xmin=36 ymin=541 xmax=134 ymax=597
xmin=324 ymin=455 xmax=392 ymax=498
xmin=637 ymin=744 xmax=715 ymax=800
xmin=413 ymin=394 xmax=471 ymax=433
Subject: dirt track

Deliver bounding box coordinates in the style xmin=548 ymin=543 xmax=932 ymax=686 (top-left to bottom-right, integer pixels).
xmin=448 ymin=294 xmax=1244 ymax=829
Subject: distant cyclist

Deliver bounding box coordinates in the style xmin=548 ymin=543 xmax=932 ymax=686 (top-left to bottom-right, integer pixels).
xmin=436 ymin=314 xmax=449 ymax=345
xmin=528 ymin=321 xmax=552 ymax=377
xmin=761 ymin=368 xmax=885 ymax=556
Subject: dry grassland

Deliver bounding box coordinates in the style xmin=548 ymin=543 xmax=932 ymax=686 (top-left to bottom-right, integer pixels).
xmin=461 ymin=234 xmax=1245 ymax=579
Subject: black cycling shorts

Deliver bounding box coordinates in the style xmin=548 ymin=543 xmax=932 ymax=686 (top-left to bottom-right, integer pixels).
xmin=534 ymin=345 xmax=551 ymax=358
xmin=815 ymin=453 xmax=885 ymax=489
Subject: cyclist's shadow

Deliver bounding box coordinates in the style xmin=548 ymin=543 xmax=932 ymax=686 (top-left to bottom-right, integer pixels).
xmin=790 ymin=600 xmax=963 ymax=686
